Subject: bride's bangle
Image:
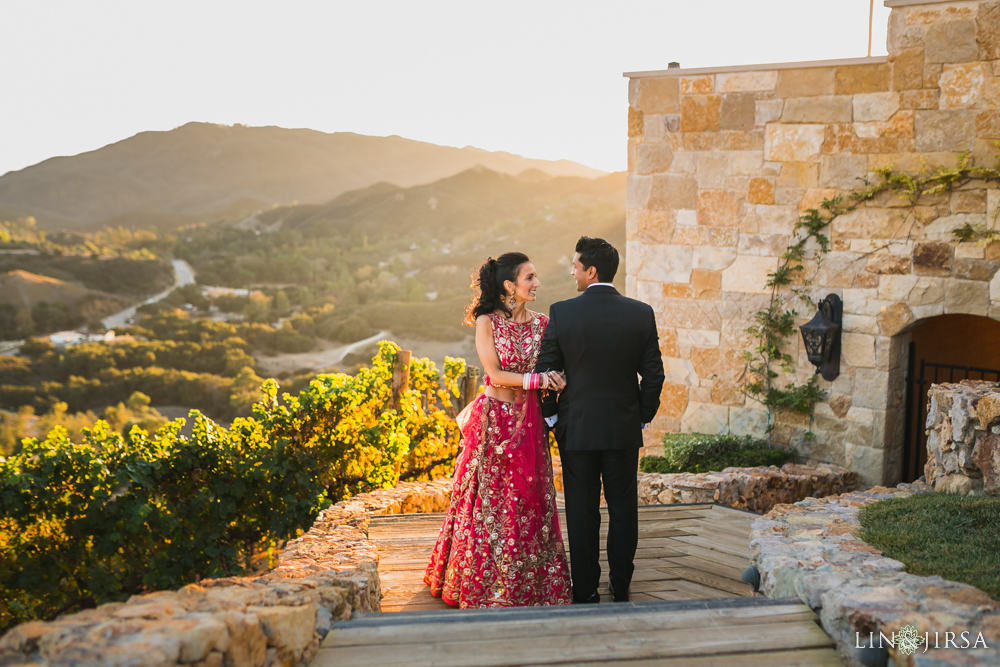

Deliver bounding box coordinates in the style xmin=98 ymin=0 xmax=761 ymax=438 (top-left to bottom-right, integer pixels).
xmin=522 ymin=373 xmax=545 ymax=390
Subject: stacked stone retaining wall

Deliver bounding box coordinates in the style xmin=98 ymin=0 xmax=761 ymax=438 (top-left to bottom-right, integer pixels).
xmin=0 ymin=479 xmax=451 ymax=667
xmin=638 ymin=462 xmax=859 ymax=513
xmin=924 ymin=380 xmax=1000 ymax=495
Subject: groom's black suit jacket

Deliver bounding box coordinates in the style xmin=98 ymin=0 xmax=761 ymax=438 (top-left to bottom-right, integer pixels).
xmin=536 ymin=285 xmax=664 ymax=451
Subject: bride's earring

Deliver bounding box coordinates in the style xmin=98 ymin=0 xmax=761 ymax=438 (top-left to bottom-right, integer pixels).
xmin=507 ymin=294 xmax=517 ymax=309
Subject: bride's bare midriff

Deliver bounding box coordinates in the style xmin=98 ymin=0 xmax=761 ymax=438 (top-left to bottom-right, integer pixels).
xmin=484 ymin=385 xmax=518 ymax=404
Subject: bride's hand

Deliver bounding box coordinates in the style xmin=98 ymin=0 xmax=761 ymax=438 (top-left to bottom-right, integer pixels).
xmin=546 ymin=371 xmax=566 ymax=392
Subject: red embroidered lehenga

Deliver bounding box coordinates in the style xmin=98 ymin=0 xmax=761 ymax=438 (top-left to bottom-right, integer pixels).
xmin=424 ymin=311 xmax=572 ymax=608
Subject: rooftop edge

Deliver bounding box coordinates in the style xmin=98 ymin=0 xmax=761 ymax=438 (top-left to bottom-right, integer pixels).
xmin=884 ymin=0 xmax=968 ymax=7
xmin=623 ymin=56 xmax=888 ymax=79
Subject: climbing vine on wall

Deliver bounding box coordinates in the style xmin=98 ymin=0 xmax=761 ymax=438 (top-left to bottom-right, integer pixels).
xmin=741 ymin=149 xmax=1000 ymax=440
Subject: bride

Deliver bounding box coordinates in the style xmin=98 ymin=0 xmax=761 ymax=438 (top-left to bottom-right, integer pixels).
xmin=424 ymin=252 xmax=572 ymax=608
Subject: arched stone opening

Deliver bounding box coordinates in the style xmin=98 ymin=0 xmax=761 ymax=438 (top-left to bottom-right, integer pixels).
xmin=892 ymin=314 xmax=1000 ymax=484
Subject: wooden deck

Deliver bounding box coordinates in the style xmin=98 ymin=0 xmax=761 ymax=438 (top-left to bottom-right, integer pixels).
xmin=374 ymin=503 xmax=759 ymax=613
xmin=315 ymin=597 xmax=842 ymax=666
xmin=312 ymin=503 xmax=843 ymax=666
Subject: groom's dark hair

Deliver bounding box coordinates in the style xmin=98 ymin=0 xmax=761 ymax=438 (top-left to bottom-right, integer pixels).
xmin=575 ymin=236 xmax=619 ymax=283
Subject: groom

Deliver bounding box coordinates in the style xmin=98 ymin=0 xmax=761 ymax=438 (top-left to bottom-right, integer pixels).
xmin=536 ymin=236 xmax=664 ymax=603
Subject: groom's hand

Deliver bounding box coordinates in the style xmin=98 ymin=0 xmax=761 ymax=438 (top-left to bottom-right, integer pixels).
xmin=546 ymin=371 xmax=566 ymax=392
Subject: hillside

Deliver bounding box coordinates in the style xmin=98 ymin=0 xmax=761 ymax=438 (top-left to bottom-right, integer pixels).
xmin=0 ymin=270 xmax=130 ymax=337
xmin=0 ymin=123 xmax=604 ymax=229
xmin=179 ymin=166 xmax=627 ymax=344
xmin=0 ymin=270 xmax=90 ymax=308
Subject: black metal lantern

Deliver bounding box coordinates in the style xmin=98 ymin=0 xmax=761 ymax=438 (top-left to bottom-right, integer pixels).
xmin=799 ymin=294 xmax=842 ymax=381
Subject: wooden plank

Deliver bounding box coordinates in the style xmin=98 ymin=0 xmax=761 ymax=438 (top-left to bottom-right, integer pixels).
xmin=559 ymin=647 xmax=843 ymax=667
xmin=621 ymin=579 xmax=686 ymax=593
xmin=371 ymin=534 xmax=440 ymax=540
xmin=670 ymin=534 xmax=755 ymax=558
xmin=674 ymin=535 xmax=750 ymax=558
xmin=631 ymin=546 xmax=688 ymax=558
xmin=559 ymin=510 xmax=710 ymax=521
xmin=370 ymin=524 xmax=446 ymax=532
xmin=629 ymin=536 xmax=699 ymax=549
xmin=705 ymin=510 xmax=758 ymax=527
xmin=381 ymin=605 xmax=450 ymax=613
xmin=658 ymin=567 xmax=751 ymax=597
xmin=581 ymin=528 xmax=694 ymax=539
xmin=370 ymin=516 xmax=446 ymax=524
xmin=379 ymin=589 xmax=445 ymax=601
xmin=678 ymin=519 xmax=753 ymax=536
xmin=663 ymin=578 xmax=738 ymax=600
xmin=315 ymin=619 xmax=832 ymax=666
xmin=670 ymin=517 xmax=753 ymax=536
xmin=709 ymin=504 xmax=761 ymax=518
xmin=646 ymin=589 xmax=712 ymax=602
xmin=323 ymin=603 xmax=821 ymax=648
xmin=376 ymin=548 xmax=434 ymax=557
xmin=632 ymin=527 xmax=703 ymax=539
xmin=668 ymin=555 xmax=747 ymax=581
xmin=350 ymin=597 xmax=809 ymax=624
xmin=377 ymin=573 xmax=432 ymax=585
xmin=380 ymin=595 xmax=450 ymax=605
xmin=671 ymin=518 xmax=752 ymax=537
xmin=370 ymin=532 xmax=441 ymax=542
xmin=629 ymin=556 xmax=698 ymax=569
xmin=666 ymin=543 xmax=750 ymax=570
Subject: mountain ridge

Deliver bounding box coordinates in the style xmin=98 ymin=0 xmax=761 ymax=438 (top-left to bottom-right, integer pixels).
xmin=0 ymin=123 xmax=604 ymax=229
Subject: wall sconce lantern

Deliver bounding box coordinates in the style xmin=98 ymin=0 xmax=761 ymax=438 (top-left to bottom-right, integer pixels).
xmin=799 ymin=294 xmax=842 ymax=381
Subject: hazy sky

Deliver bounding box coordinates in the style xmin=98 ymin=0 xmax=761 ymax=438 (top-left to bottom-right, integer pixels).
xmin=0 ymin=1 xmax=890 ymax=177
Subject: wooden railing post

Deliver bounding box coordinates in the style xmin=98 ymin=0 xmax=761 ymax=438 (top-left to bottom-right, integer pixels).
xmin=391 ymin=350 xmax=411 ymax=410
xmin=461 ymin=365 xmax=481 ymax=408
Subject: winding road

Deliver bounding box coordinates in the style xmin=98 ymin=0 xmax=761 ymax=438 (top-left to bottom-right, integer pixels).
xmin=101 ymin=259 xmax=195 ymax=329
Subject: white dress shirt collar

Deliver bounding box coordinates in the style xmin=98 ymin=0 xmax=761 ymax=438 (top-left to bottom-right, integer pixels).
xmin=587 ymin=282 xmax=615 ymax=289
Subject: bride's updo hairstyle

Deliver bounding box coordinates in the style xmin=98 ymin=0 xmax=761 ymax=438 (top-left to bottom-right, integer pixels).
xmin=464 ymin=252 xmax=530 ymax=326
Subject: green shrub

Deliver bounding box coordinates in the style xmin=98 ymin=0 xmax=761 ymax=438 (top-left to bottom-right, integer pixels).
xmin=0 ymin=341 xmax=464 ymax=631
xmin=333 ymin=314 xmax=375 ymax=342
xmin=639 ymin=432 xmax=792 ymax=474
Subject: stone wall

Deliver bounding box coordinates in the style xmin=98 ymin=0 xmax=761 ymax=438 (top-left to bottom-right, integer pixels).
xmin=637 ymin=462 xmax=859 ymax=513
xmin=924 ymin=380 xmax=1000 ymax=493
xmin=625 ymin=0 xmax=1000 ymax=488
xmin=0 ymin=479 xmax=451 ymax=667
xmin=751 ymin=484 xmax=1000 ymax=666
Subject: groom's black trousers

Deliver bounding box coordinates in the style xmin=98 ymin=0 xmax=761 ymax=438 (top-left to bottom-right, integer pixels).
xmin=558 ymin=446 xmax=639 ymax=600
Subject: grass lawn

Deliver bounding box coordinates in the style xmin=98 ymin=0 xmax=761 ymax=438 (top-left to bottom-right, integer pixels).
xmin=858 ymin=492 xmax=1000 ymax=600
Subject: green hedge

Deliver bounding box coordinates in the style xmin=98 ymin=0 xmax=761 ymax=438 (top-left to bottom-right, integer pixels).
xmin=639 ymin=432 xmax=792 ymax=474
xmin=0 ymin=342 xmax=465 ymax=631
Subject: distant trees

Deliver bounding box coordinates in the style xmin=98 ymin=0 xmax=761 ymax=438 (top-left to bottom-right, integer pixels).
xmin=0 ymin=309 xmax=328 ymax=420
xmin=1 ymin=218 xmax=174 ymax=338
xmin=0 ymin=391 xmax=167 ymax=456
